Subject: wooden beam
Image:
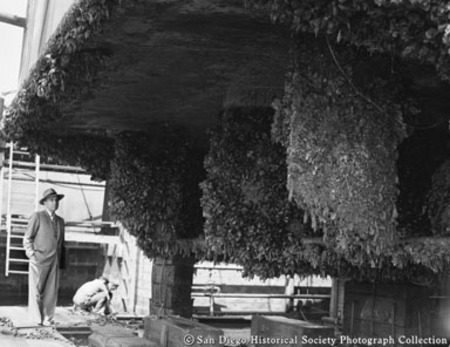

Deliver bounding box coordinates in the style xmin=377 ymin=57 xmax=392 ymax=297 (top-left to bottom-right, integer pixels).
xmin=4 ymin=160 xmax=86 ymax=173
xmin=0 ymin=12 xmax=26 ymax=28
xmin=65 ymin=230 xmax=119 ymax=245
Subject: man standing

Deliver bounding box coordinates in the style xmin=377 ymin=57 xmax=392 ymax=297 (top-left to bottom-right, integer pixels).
xmin=23 ymin=188 xmax=66 ymax=326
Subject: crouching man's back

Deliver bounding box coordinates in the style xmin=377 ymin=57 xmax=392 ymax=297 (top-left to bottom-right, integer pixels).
xmin=73 ymin=276 xmax=117 ymax=315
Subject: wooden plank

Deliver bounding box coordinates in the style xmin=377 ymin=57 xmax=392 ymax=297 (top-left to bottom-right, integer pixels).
xmin=65 ymin=231 xmax=119 ymax=244
xmin=192 ymin=293 xmax=330 ymax=299
xmin=144 ymin=316 xmax=223 ymax=347
xmin=7 ymin=270 xmax=28 ymax=275
xmin=9 ymin=258 xmax=29 ymax=263
xmin=5 ymin=176 xmax=105 ymax=188
xmin=4 ymin=160 xmax=86 ymax=174
xmin=0 ymin=12 xmax=26 ymax=28
xmin=9 ymin=246 xmax=25 ymax=251
xmin=195 ymin=265 xmax=243 ymax=271
xmin=65 ymin=221 xmax=115 ymax=227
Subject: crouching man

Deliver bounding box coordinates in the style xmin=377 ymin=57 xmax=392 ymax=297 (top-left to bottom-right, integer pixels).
xmin=73 ymin=276 xmax=119 ymax=315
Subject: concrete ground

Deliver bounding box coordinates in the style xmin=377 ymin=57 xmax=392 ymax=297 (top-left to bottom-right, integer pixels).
xmin=0 ymin=306 xmax=104 ymax=346
xmin=0 ymin=306 xmax=253 ymax=347
xmin=0 ymin=333 xmax=67 ymax=347
xmin=0 ymin=306 xmax=91 ymax=328
xmin=0 ymin=326 xmax=75 ymax=346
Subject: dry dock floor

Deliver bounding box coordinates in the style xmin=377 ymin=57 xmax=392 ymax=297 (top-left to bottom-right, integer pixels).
xmin=0 ymin=306 xmax=101 ymax=346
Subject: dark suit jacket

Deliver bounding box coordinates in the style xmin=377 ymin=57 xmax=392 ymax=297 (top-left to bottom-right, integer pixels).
xmin=23 ymin=210 xmax=66 ymax=269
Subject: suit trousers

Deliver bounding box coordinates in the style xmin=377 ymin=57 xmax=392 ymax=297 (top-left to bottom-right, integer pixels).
xmin=28 ymin=256 xmax=59 ymax=323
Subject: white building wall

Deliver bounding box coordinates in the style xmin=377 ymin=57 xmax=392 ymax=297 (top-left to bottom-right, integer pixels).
xmin=1 ymin=170 xmax=105 ymax=223
xmin=113 ymin=226 xmax=331 ymax=316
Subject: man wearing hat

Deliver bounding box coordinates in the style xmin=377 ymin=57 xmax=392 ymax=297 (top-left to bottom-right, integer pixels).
xmin=23 ymin=188 xmax=66 ymax=326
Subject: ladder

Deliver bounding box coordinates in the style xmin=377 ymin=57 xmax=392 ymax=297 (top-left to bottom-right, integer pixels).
xmin=2 ymin=142 xmax=40 ymax=276
xmin=1 ymin=142 xmax=112 ymax=276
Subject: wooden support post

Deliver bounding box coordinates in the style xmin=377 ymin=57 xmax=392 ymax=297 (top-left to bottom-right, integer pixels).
xmin=0 ymin=97 xmax=5 ymax=227
xmin=0 ymin=12 xmax=26 ymax=28
xmin=151 ymin=256 xmax=195 ymax=318
xmin=4 ymin=143 xmax=13 ymax=277
xmin=418 ymin=311 xmax=423 ymax=347
xmin=209 ymin=294 xmax=215 ymax=316
xmin=350 ymin=300 xmax=355 ymax=337
xmin=34 ymin=154 xmax=40 ymax=211
xmin=392 ymin=303 xmax=396 ymax=340
xmin=370 ymin=283 xmax=376 ymax=336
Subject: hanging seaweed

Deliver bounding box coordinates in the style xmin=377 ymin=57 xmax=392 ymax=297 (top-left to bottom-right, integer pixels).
xmin=426 ymin=158 xmax=450 ymax=236
xmin=22 ymin=130 xmax=114 ymax=181
xmin=276 ymin=39 xmax=410 ymax=268
xmin=3 ymin=0 xmax=113 ymax=142
xmin=249 ymin=0 xmax=450 ymax=80
xmin=201 ymin=107 xmax=321 ymax=278
xmin=109 ymin=128 xmax=205 ymax=259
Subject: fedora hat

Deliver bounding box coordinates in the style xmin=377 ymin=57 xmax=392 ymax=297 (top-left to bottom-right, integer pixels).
xmin=39 ymin=188 xmax=64 ymax=205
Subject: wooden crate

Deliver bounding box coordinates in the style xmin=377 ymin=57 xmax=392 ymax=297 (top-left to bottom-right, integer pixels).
xmin=144 ymin=315 xmax=224 ymax=347
xmin=250 ymin=315 xmax=334 ymax=347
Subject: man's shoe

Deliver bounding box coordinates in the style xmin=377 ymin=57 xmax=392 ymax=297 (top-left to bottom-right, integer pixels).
xmin=41 ymin=319 xmax=55 ymax=327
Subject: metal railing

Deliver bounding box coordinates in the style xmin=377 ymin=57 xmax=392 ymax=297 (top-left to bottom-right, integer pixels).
xmin=191 ymin=281 xmax=331 ymax=317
